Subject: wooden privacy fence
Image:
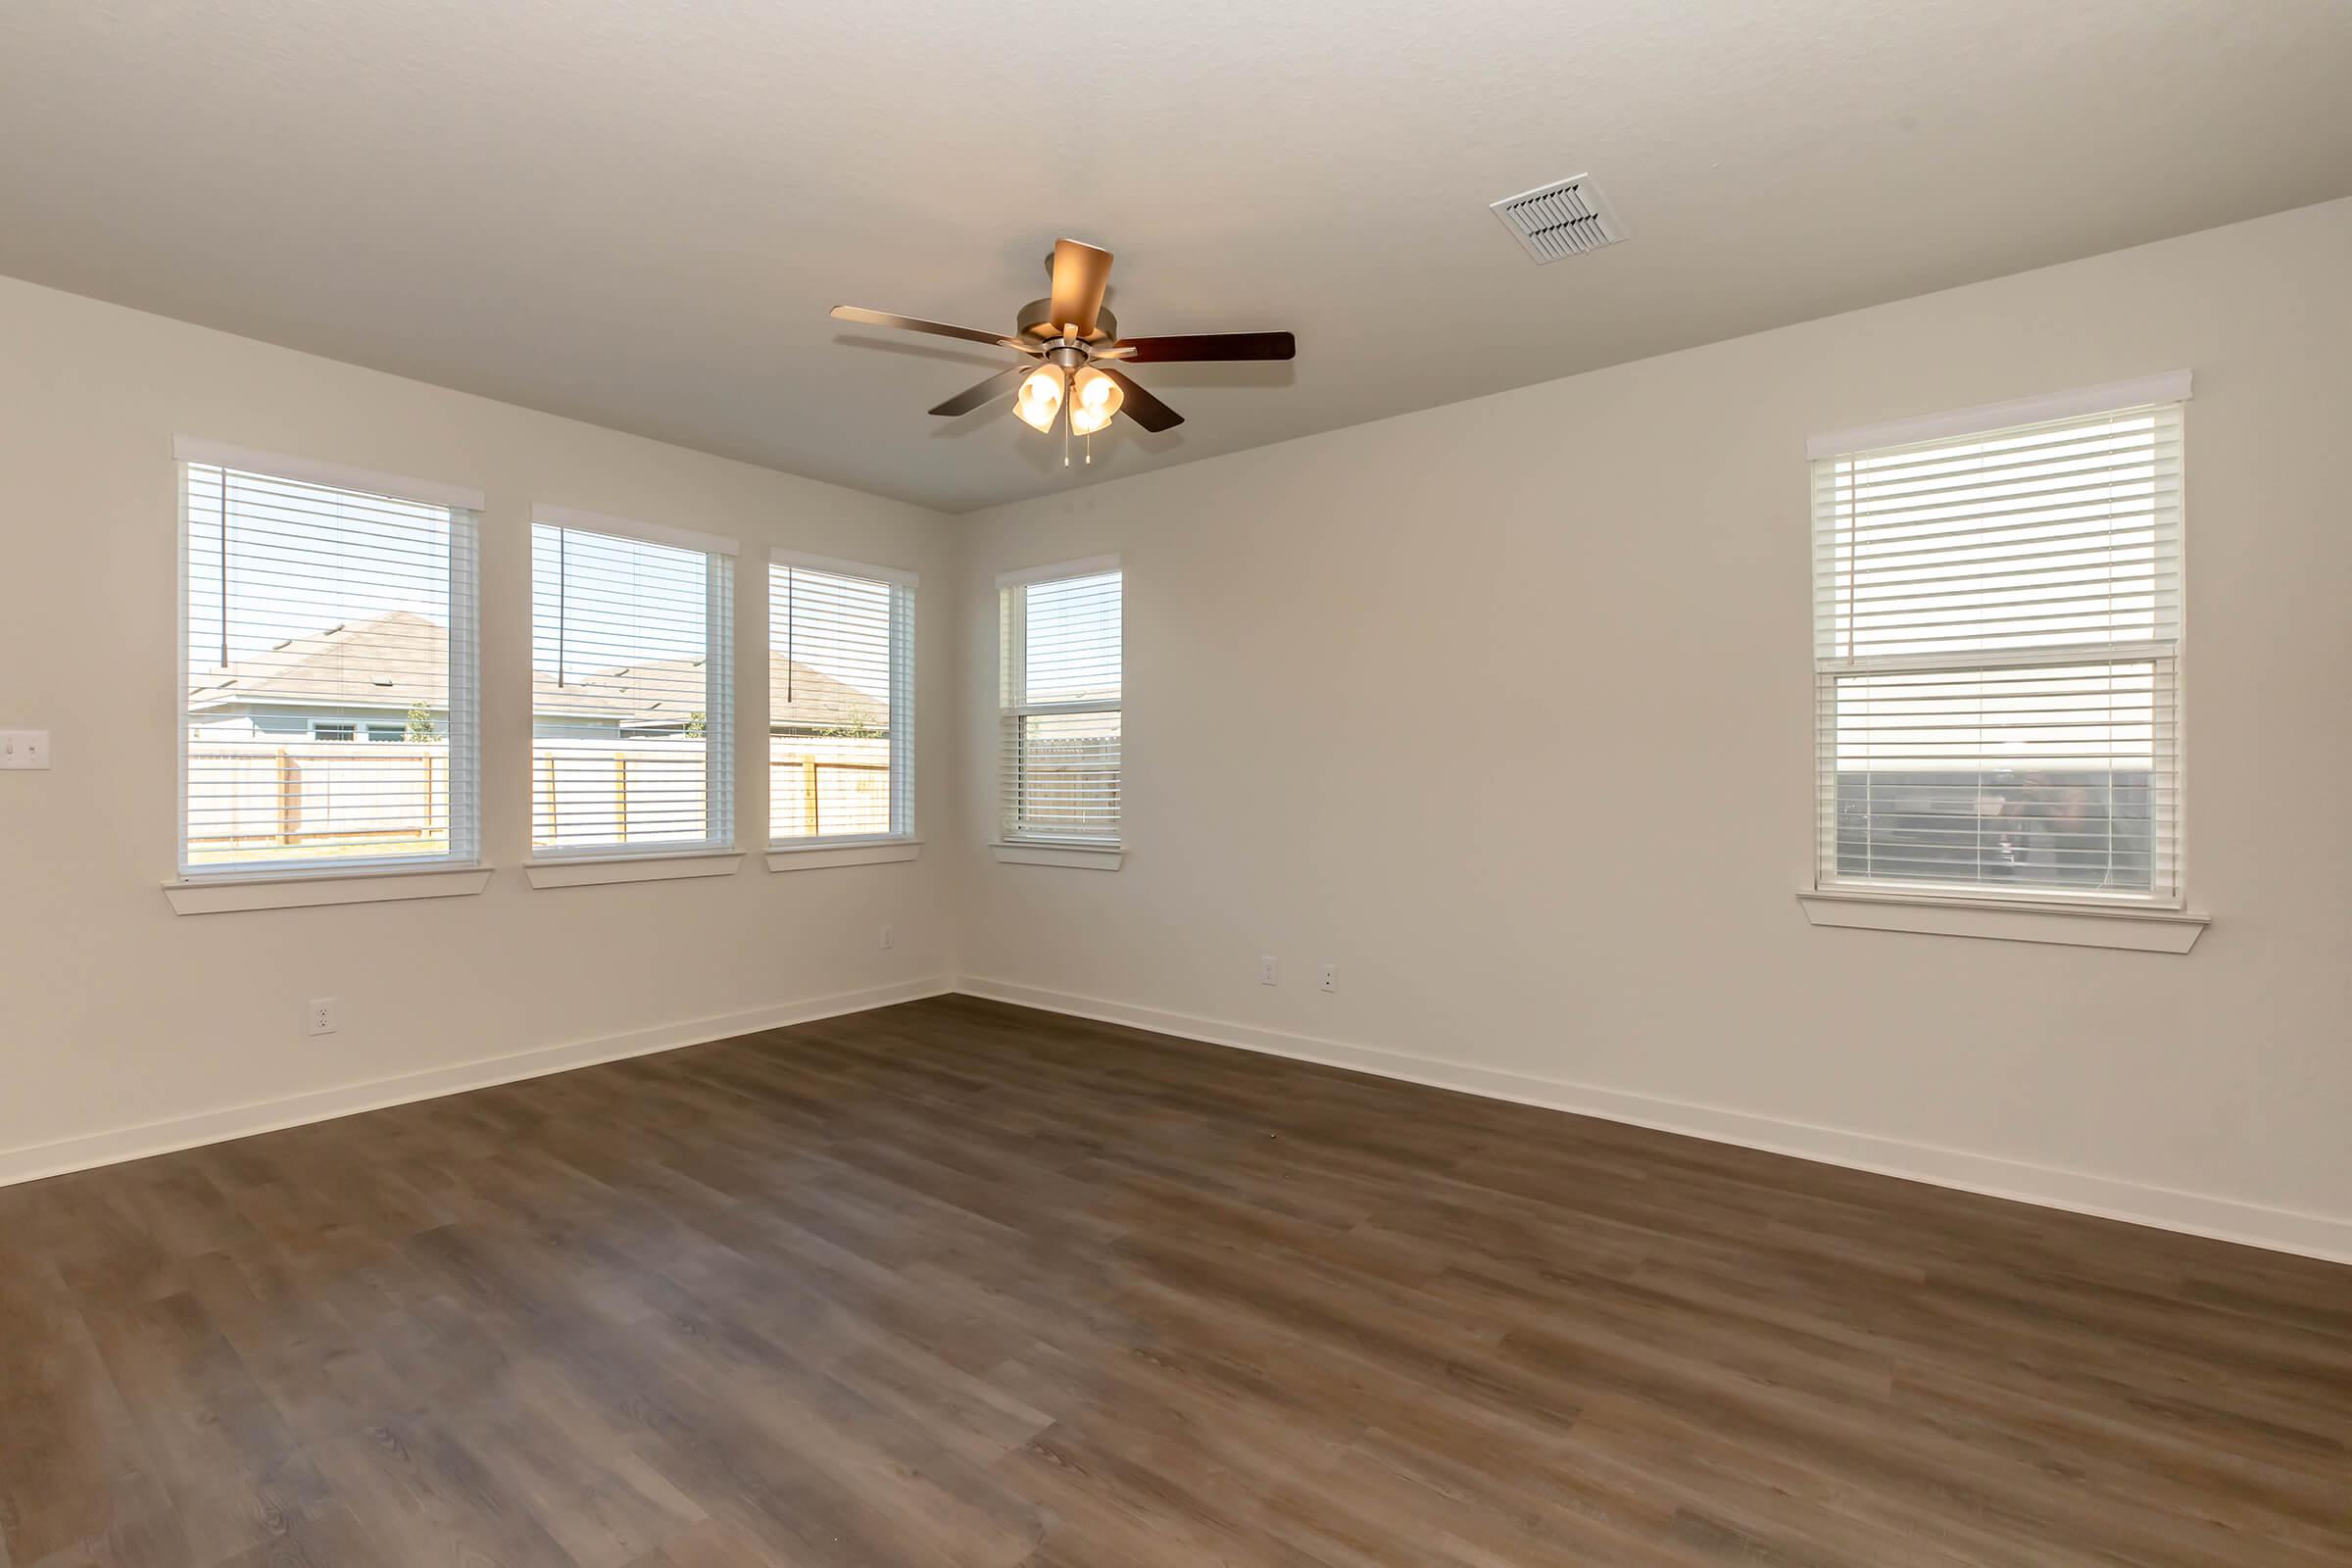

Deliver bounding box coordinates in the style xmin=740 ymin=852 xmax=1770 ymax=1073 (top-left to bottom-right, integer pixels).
xmin=188 ymin=737 xmax=897 ymax=855
xmin=187 ymin=742 xmax=445 ymax=856
xmin=769 ymin=751 xmax=892 ymax=839
xmin=525 ymin=735 xmax=896 ymax=845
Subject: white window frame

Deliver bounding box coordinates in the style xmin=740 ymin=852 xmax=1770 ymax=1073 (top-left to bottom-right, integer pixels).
xmin=766 ymin=549 xmax=917 ymax=857
xmin=1806 ymin=374 xmax=2191 ymax=919
xmin=172 ymin=438 xmax=483 ymax=887
xmin=527 ymin=504 xmax=738 ymax=869
xmin=997 ymin=556 xmax=1123 ymax=860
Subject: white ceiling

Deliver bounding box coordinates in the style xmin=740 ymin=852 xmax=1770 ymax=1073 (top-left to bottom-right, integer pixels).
xmin=3 ymin=2 xmax=2348 ymax=514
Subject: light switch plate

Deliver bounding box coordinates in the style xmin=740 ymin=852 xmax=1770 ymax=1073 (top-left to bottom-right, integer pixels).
xmin=0 ymin=730 xmax=49 ymax=769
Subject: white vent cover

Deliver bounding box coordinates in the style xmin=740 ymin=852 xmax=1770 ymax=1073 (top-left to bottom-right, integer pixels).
xmin=1490 ymin=175 xmax=1628 ymax=263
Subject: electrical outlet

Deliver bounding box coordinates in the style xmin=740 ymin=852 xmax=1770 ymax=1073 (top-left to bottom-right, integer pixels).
xmin=307 ymin=998 xmax=340 ymax=1037
xmin=0 ymin=730 xmax=49 ymax=769
xmin=879 ymin=923 xmax=896 ymax=952
xmin=1320 ymin=963 xmax=1337 ymax=994
xmin=1259 ymin=956 xmax=1279 ymax=986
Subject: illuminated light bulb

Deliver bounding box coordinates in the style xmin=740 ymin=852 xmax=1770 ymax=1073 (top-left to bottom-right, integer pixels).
xmin=1068 ymin=366 xmax=1124 ymax=435
xmin=1013 ymin=364 xmax=1066 ymax=432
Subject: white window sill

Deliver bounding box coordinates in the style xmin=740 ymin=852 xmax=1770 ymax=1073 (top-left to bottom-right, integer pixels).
xmin=165 ymin=865 xmax=492 ymax=915
xmin=1797 ymin=890 xmax=2208 ymax=954
xmin=990 ymin=841 xmax=1122 ymax=871
xmin=766 ymin=839 xmax=921 ymax=872
xmin=525 ymin=850 xmax=744 ymax=888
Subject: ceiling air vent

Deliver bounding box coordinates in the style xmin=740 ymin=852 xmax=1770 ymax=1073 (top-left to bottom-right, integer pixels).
xmin=1490 ymin=175 xmax=1628 ymax=264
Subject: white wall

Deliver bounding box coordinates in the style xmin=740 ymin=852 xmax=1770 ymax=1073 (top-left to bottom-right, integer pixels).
xmin=5 ymin=200 xmax=2345 ymax=1258
xmin=952 ymin=198 xmax=2352 ymax=1256
xmin=0 ymin=276 xmax=959 ymax=1174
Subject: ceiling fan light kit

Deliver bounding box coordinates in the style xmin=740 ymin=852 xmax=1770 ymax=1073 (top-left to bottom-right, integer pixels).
xmin=830 ymin=237 xmax=1297 ymax=469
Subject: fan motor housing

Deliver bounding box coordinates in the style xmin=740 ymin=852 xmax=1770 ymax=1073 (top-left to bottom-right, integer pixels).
xmin=1016 ymin=298 xmax=1118 ymax=344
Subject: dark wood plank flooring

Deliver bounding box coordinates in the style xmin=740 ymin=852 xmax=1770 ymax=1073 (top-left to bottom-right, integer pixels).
xmin=3 ymin=996 xmax=2347 ymax=1566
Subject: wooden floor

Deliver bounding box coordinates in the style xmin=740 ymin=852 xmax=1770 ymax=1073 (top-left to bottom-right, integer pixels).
xmin=3 ymin=998 xmax=2347 ymax=1567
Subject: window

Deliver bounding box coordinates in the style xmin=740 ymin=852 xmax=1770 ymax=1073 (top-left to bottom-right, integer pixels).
xmin=1000 ymin=559 xmax=1122 ymax=844
xmin=769 ymin=553 xmax=914 ymax=845
xmin=1811 ymin=376 xmax=2185 ymax=905
xmin=530 ymin=507 xmax=735 ymax=857
xmin=178 ymin=440 xmax=480 ymax=877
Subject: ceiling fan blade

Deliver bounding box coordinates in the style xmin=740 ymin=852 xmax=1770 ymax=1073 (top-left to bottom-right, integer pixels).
xmin=1098 ymin=366 xmax=1183 ymax=432
xmin=830 ymin=305 xmax=1037 ymax=354
xmin=928 ymin=364 xmax=1032 ymax=417
xmin=1113 ymin=331 xmax=1296 ymax=364
xmin=1048 ymin=239 xmax=1113 ymax=337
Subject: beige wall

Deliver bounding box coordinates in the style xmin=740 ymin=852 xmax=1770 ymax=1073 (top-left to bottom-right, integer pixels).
xmin=0 ymin=276 xmax=960 ymax=1169
xmin=953 ymin=198 xmax=2352 ymax=1250
xmin=4 ymin=201 xmax=2345 ymax=1254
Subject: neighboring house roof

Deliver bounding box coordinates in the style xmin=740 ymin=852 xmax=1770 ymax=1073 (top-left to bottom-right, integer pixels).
xmin=187 ymin=611 xmax=884 ymax=729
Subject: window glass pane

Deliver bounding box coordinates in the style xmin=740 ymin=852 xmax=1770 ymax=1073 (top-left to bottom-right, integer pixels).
xmin=1010 ymin=711 xmax=1121 ymax=839
xmin=1821 ymin=412 xmax=2179 ymax=660
xmin=1002 ymin=565 xmax=1122 ymax=845
xmin=1022 ymin=571 xmax=1122 ymax=705
xmin=183 ymin=464 xmax=463 ymax=870
xmin=770 ymin=564 xmax=900 ymax=841
xmin=530 ymin=523 xmax=722 ymax=852
xmin=1830 ymin=662 xmax=2165 ymax=894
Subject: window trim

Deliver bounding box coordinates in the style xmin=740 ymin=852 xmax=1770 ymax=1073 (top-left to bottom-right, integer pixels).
xmin=527 ymin=505 xmax=738 ymax=862
xmin=997 ymin=556 xmax=1123 ymax=853
xmin=1795 ymin=889 xmax=2207 ymax=953
xmin=173 ymin=439 xmax=483 ymax=886
xmin=766 ymin=547 xmax=917 ymax=852
xmin=165 ymin=865 xmax=493 ymax=915
xmin=1805 ymin=377 xmax=2191 ymax=916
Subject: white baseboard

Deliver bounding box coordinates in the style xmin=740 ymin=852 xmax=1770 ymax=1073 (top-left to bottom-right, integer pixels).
xmin=953 ymin=977 xmax=2352 ymax=1267
xmin=0 ymin=976 xmax=953 ymax=1190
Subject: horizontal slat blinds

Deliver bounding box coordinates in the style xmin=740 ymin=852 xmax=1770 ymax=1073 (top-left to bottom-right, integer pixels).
xmin=770 ymin=557 xmax=913 ymax=843
xmin=531 ymin=519 xmax=733 ymax=855
xmin=181 ymin=459 xmax=478 ymax=874
xmin=1813 ymin=399 xmax=2183 ymax=902
xmin=1001 ymin=565 xmax=1122 ymax=843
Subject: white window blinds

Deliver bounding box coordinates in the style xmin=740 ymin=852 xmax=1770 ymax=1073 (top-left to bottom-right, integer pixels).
xmin=179 ymin=445 xmax=480 ymax=875
xmin=769 ymin=554 xmax=914 ymax=844
xmin=1001 ymin=563 xmax=1122 ymax=844
xmin=1812 ymin=389 xmax=2184 ymax=903
xmin=531 ymin=512 xmax=734 ymax=856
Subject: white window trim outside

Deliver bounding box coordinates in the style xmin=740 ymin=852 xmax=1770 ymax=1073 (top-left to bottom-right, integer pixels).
xmin=172 ymin=439 xmax=484 ymax=900
xmin=766 ymin=548 xmax=918 ymax=858
xmin=1803 ymin=376 xmax=2208 ymax=950
xmin=997 ymin=555 xmax=1123 ymax=861
xmin=527 ymin=505 xmax=738 ymax=870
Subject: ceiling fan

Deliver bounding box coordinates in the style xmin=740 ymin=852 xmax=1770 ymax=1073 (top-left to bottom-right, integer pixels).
xmin=829 ymin=239 xmax=1296 ymax=459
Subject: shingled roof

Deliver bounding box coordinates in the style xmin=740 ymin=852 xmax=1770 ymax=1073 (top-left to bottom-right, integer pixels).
xmin=186 ymin=612 xmax=883 ymax=730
